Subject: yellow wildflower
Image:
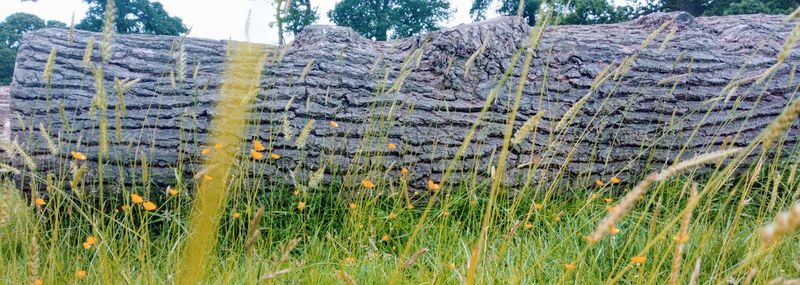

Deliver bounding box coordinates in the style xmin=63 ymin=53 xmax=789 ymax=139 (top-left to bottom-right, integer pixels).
xmin=250 ymin=150 xmax=264 ymax=160
xmin=427 ymin=179 xmax=439 ymax=191
xmin=167 ymin=186 xmax=178 ymax=196
xmin=610 ymin=176 xmax=621 ymax=184
xmin=631 ymin=255 xmax=647 ymax=265
xmin=71 ymin=151 xmax=87 ymax=161
xmin=253 ymin=140 xmax=266 ymax=151
xmin=270 ymin=153 xmax=280 ymax=159
xmin=348 ymin=203 xmax=357 ymax=209
xmin=361 ymin=178 xmax=375 ymax=189
xmin=297 ymin=201 xmax=306 ymax=211
xmin=142 ymin=201 xmax=157 ymax=211
xmin=131 ymin=193 xmax=144 ymax=204
xmin=673 ymin=233 xmax=690 ymax=243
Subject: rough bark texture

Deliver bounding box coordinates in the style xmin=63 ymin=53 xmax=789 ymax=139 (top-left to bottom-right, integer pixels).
xmin=0 ymin=86 xmax=8 ymax=142
xmin=7 ymin=12 xmax=800 ymax=190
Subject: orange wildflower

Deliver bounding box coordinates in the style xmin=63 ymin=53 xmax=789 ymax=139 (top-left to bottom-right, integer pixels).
xmin=232 ymin=212 xmax=241 ymax=218
xmin=401 ymin=167 xmax=409 ymax=175
xmin=250 ymin=150 xmax=264 ymax=160
xmin=631 ymin=255 xmax=647 ymax=265
xmin=329 ymin=121 xmax=339 ymax=128
xmin=76 ymin=270 xmax=87 ymax=279
xmin=253 ymin=140 xmax=266 ymax=151
xmin=388 ymin=143 xmax=397 ymax=150
xmin=167 ymin=186 xmax=178 ymax=196
xmin=427 ymin=179 xmax=440 ymax=191
xmin=71 ymin=151 xmax=87 ymax=161
xmin=595 ymin=179 xmax=604 ymax=186
xmin=270 ymin=153 xmax=280 ymax=159
xmin=348 ymin=203 xmax=358 ymax=209
xmin=35 ymin=198 xmax=45 ymax=206
xmin=201 ymin=148 xmax=211 ymax=155
xmin=610 ymin=177 xmax=621 ymax=184
xmin=131 ymin=193 xmax=144 ymax=204
xmin=142 ymin=201 xmax=157 ymax=211
xmin=534 ymin=203 xmax=543 ymax=210
xmin=361 ymin=178 xmax=375 ymax=189
xmin=297 ymin=201 xmax=306 ymax=211
xmin=565 ymin=263 xmax=575 ymax=271
xmin=381 ymin=234 xmax=390 ymax=242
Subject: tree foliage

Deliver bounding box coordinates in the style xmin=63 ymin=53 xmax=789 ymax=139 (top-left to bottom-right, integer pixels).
xmin=328 ymin=0 xmax=452 ymax=41
xmin=0 ymin=12 xmax=64 ymax=85
xmin=471 ymin=0 xmax=633 ymax=26
xmin=472 ymin=0 xmax=797 ymax=26
xmin=75 ymin=0 xmax=188 ymax=35
xmin=641 ymin=0 xmax=799 ymax=16
xmin=284 ymin=0 xmax=319 ymax=36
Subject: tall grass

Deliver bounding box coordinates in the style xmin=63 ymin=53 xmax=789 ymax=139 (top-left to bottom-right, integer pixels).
xmin=2 ymin=3 xmax=800 ymax=285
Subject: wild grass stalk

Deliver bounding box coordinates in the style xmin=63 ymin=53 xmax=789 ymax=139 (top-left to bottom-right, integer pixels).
xmin=175 ymin=41 xmax=267 ymax=284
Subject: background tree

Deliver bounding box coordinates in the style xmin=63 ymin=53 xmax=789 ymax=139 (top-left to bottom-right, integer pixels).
xmin=559 ymin=0 xmax=634 ymax=25
xmin=470 ymin=0 xmax=633 ymax=26
xmin=328 ymin=0 xmax=452 ymax=41
xmin=0 ymin=13 xmax=64 ymax=85
xmin=284 ymin=0 xmax=319 ymax=37
xmin=75 ymin=0 xmax=188 ymax=35
xmin=471 ymin=0 xmax=541 ymax=26
xmin=633 ymin=0 xmax=799 ymax=17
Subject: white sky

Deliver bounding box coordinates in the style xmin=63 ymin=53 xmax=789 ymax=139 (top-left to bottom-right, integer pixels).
xmin=0 ymin=0 xmax=629 ymax=44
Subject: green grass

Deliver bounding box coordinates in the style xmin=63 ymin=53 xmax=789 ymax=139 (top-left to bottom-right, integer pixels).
xmin=2 ymin=3 xmax=800 ymax=284
xmin=2 ymin=165 xmax=800 ymax=284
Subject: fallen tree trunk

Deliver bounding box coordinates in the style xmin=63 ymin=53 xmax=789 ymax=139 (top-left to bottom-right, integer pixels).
xmin=7 ymin=12 xmax=800 ymax=190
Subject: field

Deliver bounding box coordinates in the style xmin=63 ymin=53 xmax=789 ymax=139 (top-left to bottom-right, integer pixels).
xmin=2 ymin=5 xmax=800 ymax=285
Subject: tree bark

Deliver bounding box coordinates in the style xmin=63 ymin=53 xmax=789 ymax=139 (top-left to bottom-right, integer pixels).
xmin=6 ymin=12 xmax=800 ymax=190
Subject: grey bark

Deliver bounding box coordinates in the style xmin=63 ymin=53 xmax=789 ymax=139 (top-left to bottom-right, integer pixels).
xmin=6 ymin=12 xmax=800 ymax=190
xmin=0 ymin=86 xmax=8 ymax=142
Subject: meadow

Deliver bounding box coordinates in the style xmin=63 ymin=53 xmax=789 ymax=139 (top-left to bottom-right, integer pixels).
xmin=2 ymin=3 xmax=800 ymax=285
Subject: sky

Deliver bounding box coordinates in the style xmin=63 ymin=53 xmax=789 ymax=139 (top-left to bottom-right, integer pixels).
xmin=1 ymin=0 xmax=634 ymax=43
xmin=0 ymin=0 xmax=508 ymax=44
